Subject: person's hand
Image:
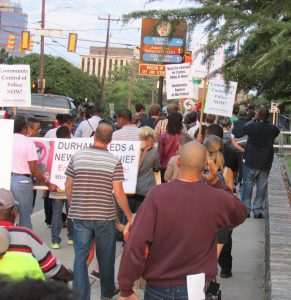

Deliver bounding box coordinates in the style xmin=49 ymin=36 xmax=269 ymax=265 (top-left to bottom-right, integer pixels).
xmin=201 ymin=159 xmax=218 ymax=185
xmin=48 ymin=183 xmax=59 ymax=192
xmin=119 ymin=292 xmax=139 ymax=300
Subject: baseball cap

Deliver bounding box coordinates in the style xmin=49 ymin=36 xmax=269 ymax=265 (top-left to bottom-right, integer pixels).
xmin=0 ymin=189 xmax=18 ymax=211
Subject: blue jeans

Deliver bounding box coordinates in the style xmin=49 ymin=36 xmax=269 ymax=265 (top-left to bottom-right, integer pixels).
xmin=11 ymin=175 xmax=34 ymax=229
xmin=241 ymin=165 xmax=269 ymax=214
xmin=51 ymin=198 xmax=73 ymax=244
xmin=144 ymin=285 xmax=212 ymax=300
xmin=73 ymin=219 xmax=116 ymax=300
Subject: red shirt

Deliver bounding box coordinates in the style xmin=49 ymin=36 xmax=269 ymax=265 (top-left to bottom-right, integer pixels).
xmin=158 ymin=132 xmax=181 ymax=169
xmin=118 ymin=180 xmax=247 ymax=297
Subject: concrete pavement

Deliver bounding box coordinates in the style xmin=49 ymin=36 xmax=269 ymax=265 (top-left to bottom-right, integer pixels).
xmin=31 ymin=196 xmax=265 ymax=300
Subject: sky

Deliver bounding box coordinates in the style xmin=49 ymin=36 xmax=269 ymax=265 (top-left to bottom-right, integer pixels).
xmin=19 ymin=0 xmax=202 ymax=67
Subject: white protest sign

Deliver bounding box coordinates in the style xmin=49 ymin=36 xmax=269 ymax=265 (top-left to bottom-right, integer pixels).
xmin=165 ymin=63 xmax=193 ymax=99
xmin=32 ymin=138 xmax=141 ymax=194
xmin=204 ymin=80 xmax=237 ymax=117
xmin=187 ymin=273 xmax=205 ymax=300
xmin=0 ymin=65 xmax=31 ymax=107
xmin=0 ymin=120 xmax=14 ymax=190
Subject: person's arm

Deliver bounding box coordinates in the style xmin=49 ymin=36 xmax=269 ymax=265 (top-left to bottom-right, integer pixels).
xmin=118 ymin=191 xmax=157 ymax=297
xmin=224 ymin=167 xmax=234 ymax=191
xmin=65 ymin=176 xmax=73 ymax=206
xmin=112 ymin=181 xmax=133 ymax=223
xmin=28 ymin=161 xmax=58 ymax=191
xmin=53 ymin=265 xmax=74 ymax=282
xmin=164 ymin=157 xmax=174 ymax=181
xmin=153 ymin=148 xmax=161 ymax=172
xmin=230 ymin=138 xmax=245 ymax=152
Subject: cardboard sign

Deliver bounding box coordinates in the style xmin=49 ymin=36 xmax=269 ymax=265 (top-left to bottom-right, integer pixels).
xmin=204 ymin=80 xmax=237 ymax=117
xmin=165 ymin=63 xmax=194 ymax=99
xmin=0 ymin=65 xmax=31 ymax=107
xmin=32 ymin=138 xmax=141 ymax=194
xmin=0 ymin=120 xmax=14 ymax=190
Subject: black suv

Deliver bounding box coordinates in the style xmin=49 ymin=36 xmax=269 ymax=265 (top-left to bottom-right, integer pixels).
xmin=9 ymin=93 xmax=78 ymax=136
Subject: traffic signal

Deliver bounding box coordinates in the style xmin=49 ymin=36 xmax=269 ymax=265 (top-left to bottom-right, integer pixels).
xmin=67 ymin=33 xmax=77 ymax=52
xmin=32 ymin=81 xmax=37 ymax=90
xmin=184 ymin=51 xmax=192 ymax=63
xmin=28 ymin=37 xmax=34 ymax=51
xmin=21 ymin=31 xmax=30 ymax=50
xmin=7 ymin=35 xmax=15 ymax=50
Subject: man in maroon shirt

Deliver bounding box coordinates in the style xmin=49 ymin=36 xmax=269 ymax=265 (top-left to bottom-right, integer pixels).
xmin=118 ymin=142 xmax=247 ymax=300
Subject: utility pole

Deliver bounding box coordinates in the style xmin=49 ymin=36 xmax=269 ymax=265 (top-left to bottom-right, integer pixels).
xmin=98 ymin=15 xmax=120 ymax=109
xmin=128 ymin=48 xmax=136 ymax=109
xmin=38 ymin=0 xmax=45 ymax=93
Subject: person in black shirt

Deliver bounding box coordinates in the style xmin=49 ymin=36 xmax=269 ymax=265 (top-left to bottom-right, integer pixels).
xmin=139 ymin=104 xmax=161 ymax=129
xmin=241 ymin=107 xmax=280 ymax=218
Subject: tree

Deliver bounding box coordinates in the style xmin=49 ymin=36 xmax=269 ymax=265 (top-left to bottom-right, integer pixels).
xmin=104 ymin=62 xmax=156 ymax=114
xmin=124 ymin=0 xmax=291 ymax=100
xmin=13 ymin=53 xmax=100 ymax=103
xmin=0 ymin=48 xmax=14 ymax=64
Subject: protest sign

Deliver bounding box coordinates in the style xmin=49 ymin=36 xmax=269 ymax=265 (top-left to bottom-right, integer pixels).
xmin=32 ymin=138 xmax=141 ymax=194
xmin=0 ymin=65 xmax=31 ymax=107
xmin=204 ymin=80 xmax=237 ymax=117
xmin=165 ymin=63 xmax=193 ymax=99
xmin=0 ymin=120 xmax=14 ymax=190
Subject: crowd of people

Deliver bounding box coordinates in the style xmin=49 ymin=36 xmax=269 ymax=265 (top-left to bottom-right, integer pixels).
xmin=0 ymin=100 xmax=280 ymax=300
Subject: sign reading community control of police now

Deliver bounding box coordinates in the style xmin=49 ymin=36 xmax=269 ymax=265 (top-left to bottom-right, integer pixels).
xmin=32 ymin=138 xmax=141 ymax=194
xmin=204 ymin=80 xmax=238 ymax=117
xmin=165 ymin=63 xmax=193 ymax=99
xmin=0 ymin=64 xmax=31 ymax=107
xmin=0 ymin=120 xmax=14 ymax=190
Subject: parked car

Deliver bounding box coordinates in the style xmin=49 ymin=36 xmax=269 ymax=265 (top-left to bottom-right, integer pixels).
xmin=7 ymin=93 xmax=78 ymax=136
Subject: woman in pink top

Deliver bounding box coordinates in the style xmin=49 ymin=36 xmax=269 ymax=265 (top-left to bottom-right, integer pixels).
xmin=158 ymin=112 xmax=183 ymax=182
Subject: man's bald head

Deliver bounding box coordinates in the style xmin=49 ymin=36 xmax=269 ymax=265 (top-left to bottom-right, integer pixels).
xmin=179 ymin=141 xmax=206 ymax=173
xmin=94 ymin=123 xmax=113 ymax=145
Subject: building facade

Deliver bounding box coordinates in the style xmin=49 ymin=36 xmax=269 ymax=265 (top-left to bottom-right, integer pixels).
xmin=80 ymin=46 xmax=134 ymax=78
xmin=0 ymin=0 xmax=28 ymax=56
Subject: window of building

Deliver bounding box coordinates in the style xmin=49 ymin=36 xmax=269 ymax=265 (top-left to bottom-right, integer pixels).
xmin=109 ymin=59 xmax=112 ymax=74
xmin=120 ymin=60 xmax=123 ymax=66
xmin=98 ymin=58 xmax=102 ymax=77
xmin=81 ymin=58 xmax=85 ymax=72
xmin=92 ymin=58 xmax=96 ymax=75
xmin=87 ymin=58 xmax=90 ymax=73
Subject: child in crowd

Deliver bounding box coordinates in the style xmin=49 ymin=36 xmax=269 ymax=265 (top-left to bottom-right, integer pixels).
xmin=50 ymin=126 xmax=73 ymax=249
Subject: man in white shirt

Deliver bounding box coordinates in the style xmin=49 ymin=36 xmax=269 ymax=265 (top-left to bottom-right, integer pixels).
xmin=44 ymin=114 xmax=75 ymax=138
xmin=112 ymin=109 xmax=140 ymax=141
xmin=11 ymin=117 xmax=58 ymax=229
xmin=74 ymin=105 xmax=102 ymax=138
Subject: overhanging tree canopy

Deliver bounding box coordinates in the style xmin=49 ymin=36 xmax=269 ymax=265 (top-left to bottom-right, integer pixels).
xmin=124 ymin=0 xmax=291 ymax=100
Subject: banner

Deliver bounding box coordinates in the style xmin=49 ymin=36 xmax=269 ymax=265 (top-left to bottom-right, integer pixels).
xmin=0 ymin=65 xmax=31 ymax=107
xmin=165 ymin=63 xmax=194 ymax=99
xmin=204 ymin=80 xmax=237 ymax=117
xmin=32 ymin=138 xmax=141 ymax=194
xmin=0 ymin=120 xmax=14 ymax=190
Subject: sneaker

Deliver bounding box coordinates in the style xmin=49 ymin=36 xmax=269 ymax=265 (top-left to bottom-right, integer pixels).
xmin=51 ymin=243 xmax=60 ymax=249
xmin=254 ymin=213 xmax=263 ymax=219
xmin=220 ymin=271 xmax=232 ymax=278
xmin=89 ymin=270 xmax=100 ymax=280
xmin=101 ymin=288 xmax=120 ymax=300
xmin=67 ymin=239 xmax=73 ymax=245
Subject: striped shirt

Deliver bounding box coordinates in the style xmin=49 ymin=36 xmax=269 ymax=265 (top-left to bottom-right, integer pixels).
xmin=112 ymin=125 xmax=140 ymax=141
xmin=65 ymin=146 xmax=124 ymax=220
xmin=0 ymin=221 xmax=61 ymax=278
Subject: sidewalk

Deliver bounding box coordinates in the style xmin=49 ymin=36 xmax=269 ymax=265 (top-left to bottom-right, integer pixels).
xmin=32 ymin=210 xmax=265 ymax=300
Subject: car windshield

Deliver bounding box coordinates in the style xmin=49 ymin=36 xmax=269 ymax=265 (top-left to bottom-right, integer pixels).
xmin=32 ymin=95 xmax=69 ymax=109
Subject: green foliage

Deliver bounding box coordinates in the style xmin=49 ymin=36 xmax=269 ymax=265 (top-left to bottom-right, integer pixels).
xmin=0 ymin=48 xmax=14 ymax=64
xmin=13 ymin=53 xmax=100 ymax=104
xmin=124 ymin=0 xmax=291 ymax=101
xmin=104 ymin=62 xmax=156 ymax=115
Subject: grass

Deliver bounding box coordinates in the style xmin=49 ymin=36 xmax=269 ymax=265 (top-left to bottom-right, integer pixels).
xmin=284 ymin=156 xmax=291 ymax=174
